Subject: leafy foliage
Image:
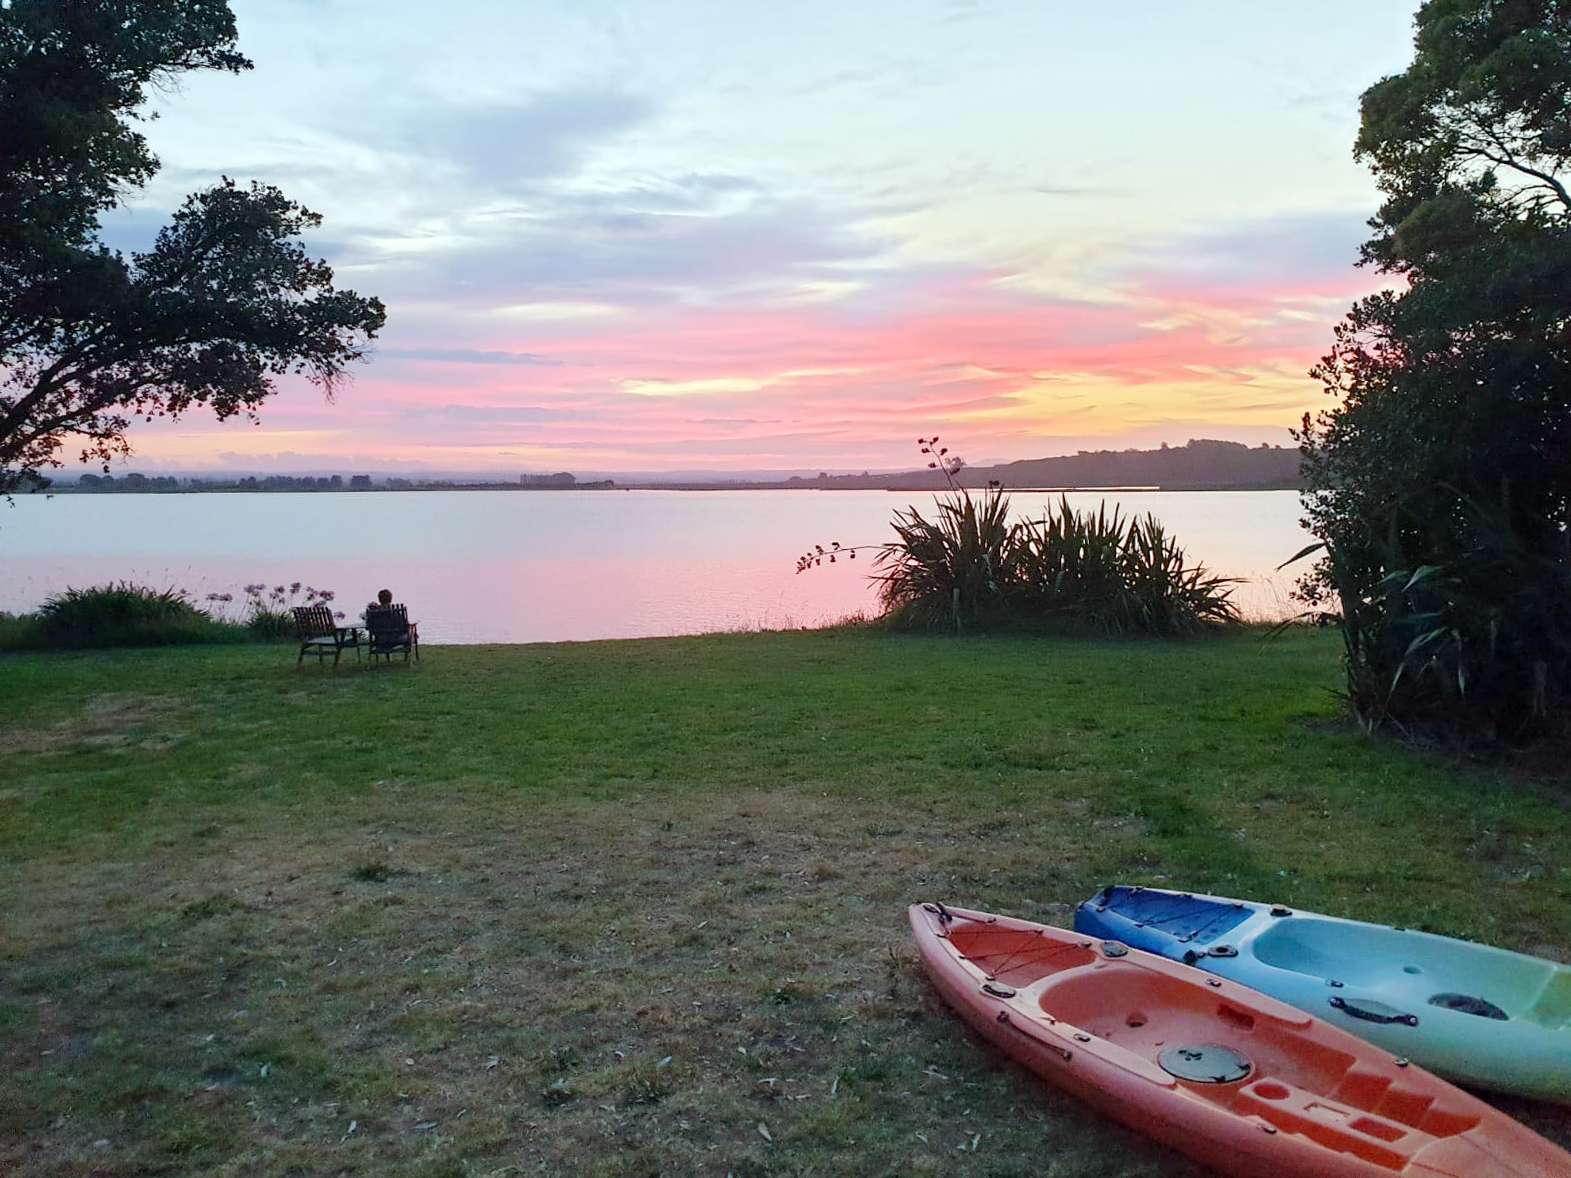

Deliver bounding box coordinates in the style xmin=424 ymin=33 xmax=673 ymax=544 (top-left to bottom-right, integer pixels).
xmin=0 ymin=1 xmax=384 ymax=493
xmin=1296 ymin=1 xmax=1571 ymax=742
xmin=1 ymin=577 xmax=345 ymax=649
xmin=14 ymin=582 xmax=242 ymax=649
xmin=874 ymin=482 xmax=1015 ymax=631
xmin=805 ymin=438 xmax=1238 ymax=635
xmin=1014 ymin=501 xmax=1240 ymax=636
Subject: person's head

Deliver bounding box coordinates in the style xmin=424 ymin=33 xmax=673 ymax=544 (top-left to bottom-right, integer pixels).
xmin=377 ymin=588 xmax=393 ymax=606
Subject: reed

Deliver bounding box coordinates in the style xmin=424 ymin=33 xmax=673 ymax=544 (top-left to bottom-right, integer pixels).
xmin=872 ymin=483 xmax=1015 ymax=631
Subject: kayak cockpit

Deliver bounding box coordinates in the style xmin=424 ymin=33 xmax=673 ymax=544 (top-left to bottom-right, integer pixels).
xmin=1036 ymin=962 xmax=1358 ymax=1093
xmin=1251 ymin=917 xmax=1561 ymax=1024
xmin=1033 ymin=961 xmax=1490 ymax=1164
xmin=949 ymin=937 xmax=1492 ymax=1166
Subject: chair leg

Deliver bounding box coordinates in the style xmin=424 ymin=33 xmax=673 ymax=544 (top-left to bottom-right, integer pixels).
xmin=298 ymin=644 xmax=306 ymax=667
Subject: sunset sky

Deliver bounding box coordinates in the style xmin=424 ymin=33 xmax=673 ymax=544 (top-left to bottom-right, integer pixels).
xmin=111 ymin=0 xmax=1419 ymax=476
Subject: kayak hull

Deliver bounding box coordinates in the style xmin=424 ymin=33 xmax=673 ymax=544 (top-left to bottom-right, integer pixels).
xmin=1075 ymin=886 xmax=1571 ymax=1103
xmin=911 ymin=902 xmax=1571 ymax=1178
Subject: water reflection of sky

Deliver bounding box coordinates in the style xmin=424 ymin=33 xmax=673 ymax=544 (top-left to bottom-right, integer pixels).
xmin=0 ymin=489 xmax=1312 ymax=642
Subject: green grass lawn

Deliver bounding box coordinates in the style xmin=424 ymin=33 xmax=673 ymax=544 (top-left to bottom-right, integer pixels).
xmin=3 ymin=629 xmax=1570 ymax=1176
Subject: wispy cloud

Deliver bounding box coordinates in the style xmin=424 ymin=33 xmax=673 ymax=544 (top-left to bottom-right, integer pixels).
xmin=398 ymin=91 xmax=652 ymax=190
xmin=103 ymin=0 xmax=1417 ymax=474
xmin=379 ymin=347 xmax=561 ymax=366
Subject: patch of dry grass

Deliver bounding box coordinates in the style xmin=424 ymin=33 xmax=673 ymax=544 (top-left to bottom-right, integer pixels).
xmin=0 ymin=693 xmax=187 ymax=756
xmin=3 ymin=789 xmax=1203 ymax=1176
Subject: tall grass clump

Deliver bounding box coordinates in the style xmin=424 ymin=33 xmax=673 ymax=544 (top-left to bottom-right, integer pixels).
xmin=21 ymin=583 xmax=244 ymax=649
xmin=874 ymin=483 xmax=1014 ymax=630
xmin=1014 ymin=500 xmax=1238 ymax=636
xmin=801 ymin=437 xmax=1238 ymax=636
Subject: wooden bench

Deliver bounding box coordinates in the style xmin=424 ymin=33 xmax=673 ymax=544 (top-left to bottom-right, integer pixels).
xmin=293 ymin=605 xmax=362 ymax=667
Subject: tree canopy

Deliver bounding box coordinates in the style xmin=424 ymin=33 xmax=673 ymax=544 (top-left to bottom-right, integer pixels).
xmin=0 ymin=0 xmax=384 ymax=492
xmin=1298 ymin=0 xmax=1570 ymax=741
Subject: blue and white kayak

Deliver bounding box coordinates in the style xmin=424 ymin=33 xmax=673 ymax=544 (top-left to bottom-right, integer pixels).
xmin=1074 ymin=885 xmax=1571 ymax=1103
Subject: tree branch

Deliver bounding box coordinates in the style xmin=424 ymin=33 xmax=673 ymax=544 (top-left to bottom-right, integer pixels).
xmin=0 ymin=323 xmax=120 ymax=441
xmin=1474 ymin=120 xmax=1571 ymax=214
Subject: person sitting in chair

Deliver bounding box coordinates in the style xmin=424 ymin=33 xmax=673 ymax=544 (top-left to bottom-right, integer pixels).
xmin=365 ymin=588 xmax=420 ymax=660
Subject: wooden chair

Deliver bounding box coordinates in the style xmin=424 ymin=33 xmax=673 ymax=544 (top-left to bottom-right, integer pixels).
xmin=365 ymin=603 xmax=419 ymax=664
xmin=293 ymin=605 xmax=361 ymax=667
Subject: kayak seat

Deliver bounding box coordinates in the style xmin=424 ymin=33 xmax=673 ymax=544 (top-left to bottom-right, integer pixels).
xmin=1235 ymin=1079 xmax=1424 ymax=1168
xmin=1033 ymin=964 xmax=1368 ymax=1093
xmin=1332 ymin=1064 xmax=1393 ymax=1108
xmin=1034 ymin=963 xmax=1236 ymax=1037
xmin=1238 ymin=1075 xmax=1484 ymax=1166
xmin=1427 ymin=992 xmax=1509 ymax=1020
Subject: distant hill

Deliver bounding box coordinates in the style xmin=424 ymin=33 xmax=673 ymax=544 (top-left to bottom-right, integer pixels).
xmin=946 ymin=438 xmax=1302 ymax=491
xmin=647 ymin=439 xmax=1303 ymax=492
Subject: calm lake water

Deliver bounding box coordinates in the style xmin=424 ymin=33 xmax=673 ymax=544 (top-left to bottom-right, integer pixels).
xmin=0 ymin=489 xmax=1311 ymax=643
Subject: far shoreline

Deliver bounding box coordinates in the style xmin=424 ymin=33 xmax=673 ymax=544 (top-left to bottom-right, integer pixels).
xmin=33 ymin=481 xmax=1303 ymax=496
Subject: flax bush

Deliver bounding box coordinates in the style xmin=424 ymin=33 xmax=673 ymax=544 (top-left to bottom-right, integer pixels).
xmin=802 ymin=439 xmax=1238 ymax=636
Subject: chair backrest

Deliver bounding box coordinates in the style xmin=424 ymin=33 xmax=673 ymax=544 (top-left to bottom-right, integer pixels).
xmin=293 ymin=604 xmax=336 ymax=639
xmin=365 ymin=604 xmax=408 ymax=642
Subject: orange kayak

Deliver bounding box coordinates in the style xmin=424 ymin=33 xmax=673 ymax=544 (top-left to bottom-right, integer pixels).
xmin=910 ymin=903 xmax=1571 ymax=1177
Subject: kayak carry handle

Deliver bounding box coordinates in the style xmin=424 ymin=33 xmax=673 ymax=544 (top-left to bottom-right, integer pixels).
xmin=996 ymin=1009 xmax=1073 ymax=1063
xmin=1329 ymin=996 xmax=1419 ymax=1027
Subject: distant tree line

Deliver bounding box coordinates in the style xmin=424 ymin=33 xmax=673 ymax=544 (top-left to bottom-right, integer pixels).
xmin=61 ymin=471 xmax=610 ymax=492
xmin=72 ymin=473 xmax=352 ymax=491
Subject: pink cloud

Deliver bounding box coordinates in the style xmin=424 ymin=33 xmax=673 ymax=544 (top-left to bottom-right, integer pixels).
xmin=114 ymin=219 xmax=1392 ymax=474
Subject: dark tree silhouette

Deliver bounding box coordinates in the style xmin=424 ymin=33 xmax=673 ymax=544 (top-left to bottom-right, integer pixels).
xmin=1296 ymin=0 xmax=1571 ymax=741
xmin=0 ymin=1 xmax=385 ymax=492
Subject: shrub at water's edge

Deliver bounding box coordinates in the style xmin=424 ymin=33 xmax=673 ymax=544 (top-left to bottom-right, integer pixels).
xmin=0 ymin=580 xmax=347 ymax=651
xmin=874 ymin=483 xmax=1015 ymax=631
xmin=802 ymin=438 xmax=1239 ymax=636
xmin=0 ymin=584 xmax=245 ymax=650
xmin=1012 ymin=499 xmax=1239 ymax=637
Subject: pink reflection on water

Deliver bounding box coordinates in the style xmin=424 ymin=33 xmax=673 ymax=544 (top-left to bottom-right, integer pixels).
xmin=0 ymin=489 xmax=1309 ymax=641
xmin=0 ymin=554 xmax=879 ymax=644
